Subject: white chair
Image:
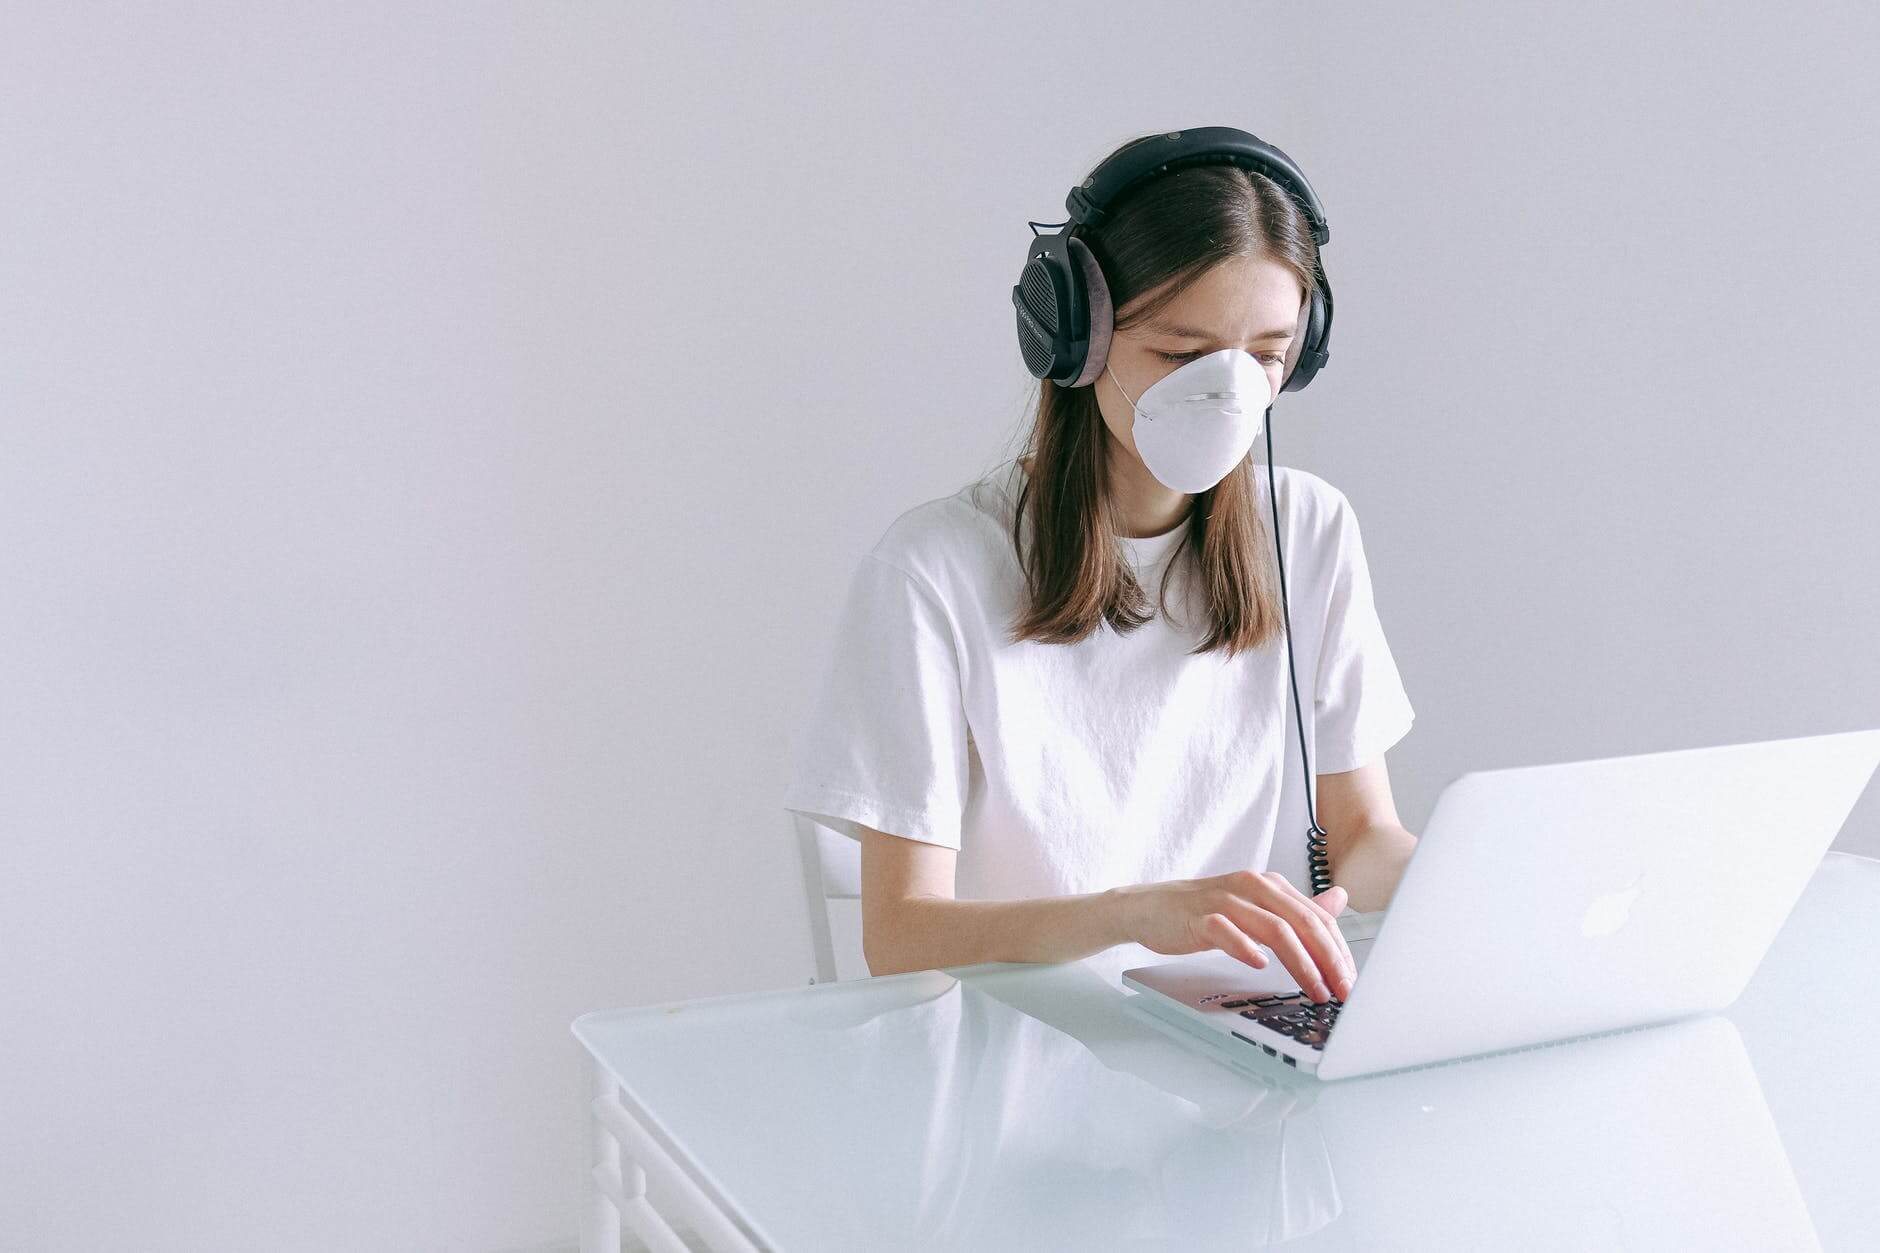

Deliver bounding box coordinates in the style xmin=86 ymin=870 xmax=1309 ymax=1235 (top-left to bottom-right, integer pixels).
xmin=790 ymin=810 xmax=869 ymax=983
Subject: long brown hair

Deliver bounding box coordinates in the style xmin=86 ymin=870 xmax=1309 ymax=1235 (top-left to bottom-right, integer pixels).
xmin=1005 ymin=135 xmax=1324 ymax=658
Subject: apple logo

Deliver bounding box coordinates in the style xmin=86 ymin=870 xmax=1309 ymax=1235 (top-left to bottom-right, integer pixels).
xmin=1581 ymin=870 xmax=1646 ymax=938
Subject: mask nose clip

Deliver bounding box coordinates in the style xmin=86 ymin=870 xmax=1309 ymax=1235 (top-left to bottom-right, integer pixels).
xmin=1184 ymin=390 xmax=1243 ymax=413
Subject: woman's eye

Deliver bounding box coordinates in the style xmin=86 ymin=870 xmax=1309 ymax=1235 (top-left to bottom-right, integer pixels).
xmin=1156 ymin=350 xmax=1285 ymax=365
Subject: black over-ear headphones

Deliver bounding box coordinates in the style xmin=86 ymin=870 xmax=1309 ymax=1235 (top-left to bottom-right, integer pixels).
xmin=1011 ymin=125 xmax=1334 ymax=393
xmin=1009 ymin=125 xmax=1350 ymax=914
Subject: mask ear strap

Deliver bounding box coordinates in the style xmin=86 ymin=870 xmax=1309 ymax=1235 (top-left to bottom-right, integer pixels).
xmin=1104 ymin=359 xmax=1138 ymax=409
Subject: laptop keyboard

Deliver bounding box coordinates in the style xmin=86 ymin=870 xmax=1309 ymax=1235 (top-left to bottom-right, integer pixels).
xmin=1217 ymin=992 xmax=1344 ymax=1050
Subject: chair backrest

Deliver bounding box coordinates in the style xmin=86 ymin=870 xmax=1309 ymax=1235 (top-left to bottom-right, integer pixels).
xmin=790 ymin=810 xmax=864 ymax=983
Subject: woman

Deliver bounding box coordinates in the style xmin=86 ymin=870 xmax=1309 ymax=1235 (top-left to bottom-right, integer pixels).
xmin=783 ymin=132 xmax=1419 ymax=1004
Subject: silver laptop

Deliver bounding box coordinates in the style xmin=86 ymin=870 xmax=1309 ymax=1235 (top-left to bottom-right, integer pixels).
xmin=1122 ymin=727 xmax=1880 ymax=1081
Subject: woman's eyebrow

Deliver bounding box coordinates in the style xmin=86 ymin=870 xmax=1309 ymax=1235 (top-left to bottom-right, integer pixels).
xmin=1145 ymin=318 xmax=1294 ymax=341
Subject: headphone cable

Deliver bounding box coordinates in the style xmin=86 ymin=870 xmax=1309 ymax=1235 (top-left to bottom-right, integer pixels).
xmin=1262 ymin=405 xmax=1336 ymax=896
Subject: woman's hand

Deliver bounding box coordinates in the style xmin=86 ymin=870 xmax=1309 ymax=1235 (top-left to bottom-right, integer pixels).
xmin=1112 ymin=869 xmax=1355 ymax=1002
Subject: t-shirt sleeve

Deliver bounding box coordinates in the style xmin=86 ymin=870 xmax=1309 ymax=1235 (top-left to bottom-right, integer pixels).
xmin=1312 ymin=490 xmax=1416 ymax=774
xmin=781 ymin=551 xmax=972 ymax=850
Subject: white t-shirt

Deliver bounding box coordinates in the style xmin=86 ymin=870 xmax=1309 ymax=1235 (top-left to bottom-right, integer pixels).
xmin=781 ymin=455 xmax=1415 ymax=902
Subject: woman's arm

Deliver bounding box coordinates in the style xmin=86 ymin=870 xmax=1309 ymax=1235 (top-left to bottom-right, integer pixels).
xmin=857 ymin=825 xmax=1356 ymax=1001
xmin=1328 ymin=824 xmax=1418 ymax=914
xmin=860 ymin=825 xmax=1130 ymax=975
xmin=1316 ymin=757 xmax=1419 ymax=913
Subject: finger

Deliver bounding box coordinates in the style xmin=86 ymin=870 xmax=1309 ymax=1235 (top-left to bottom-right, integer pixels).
xmin=1229 ymin=900 xmax=1334 ymax=1002
xmin=1244 ymin=876 xmax=1352 ymax=994
xmin=1263 ymin=874 xmax=1356 ymax=984
xmin=1196 ymin=912 xmax=1269 ymax=974
xmin=1313 ymin=888 xmax=1356 ymax=985
xmin=1255 ymin=890 xmax=1351 ymax=1000
xmin=1277 ymin=872 xmax=1348 ymax=934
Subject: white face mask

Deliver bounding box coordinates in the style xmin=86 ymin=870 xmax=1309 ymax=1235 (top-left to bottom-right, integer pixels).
xmin=1106 ymin=348 xmax=1274 ymax=493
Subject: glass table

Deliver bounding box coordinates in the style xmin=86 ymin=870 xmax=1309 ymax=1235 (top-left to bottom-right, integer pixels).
xmin=574 ymin=851 xmax=1878 ymax=1252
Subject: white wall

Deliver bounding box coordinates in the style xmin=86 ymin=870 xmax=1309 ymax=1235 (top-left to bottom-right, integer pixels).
xmin=3 ymin=2 xmax=1876 ymax=1248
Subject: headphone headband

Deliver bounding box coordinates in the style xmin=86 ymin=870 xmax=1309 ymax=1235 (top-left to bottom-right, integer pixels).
xmin=1066 ymin=126 xmax=1330 ymax=248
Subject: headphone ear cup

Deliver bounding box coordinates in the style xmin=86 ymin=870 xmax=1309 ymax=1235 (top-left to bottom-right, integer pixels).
xmin=1280 ymin=290 xmax=1311 ymax=390
xmin=1280 ymin=288 xmax=1325 ymax=393
xmin=1066 ymin=236 xmax=1112 ymax=389
xmin=1012 ymin=253 xmax=1065 ymax=380
xmin=1013 ymin=237 xmax=1089 ymax=383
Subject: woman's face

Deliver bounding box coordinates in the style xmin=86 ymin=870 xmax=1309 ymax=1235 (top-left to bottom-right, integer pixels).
xmin=1095 ymin=254 xmax=1306 ymax=480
